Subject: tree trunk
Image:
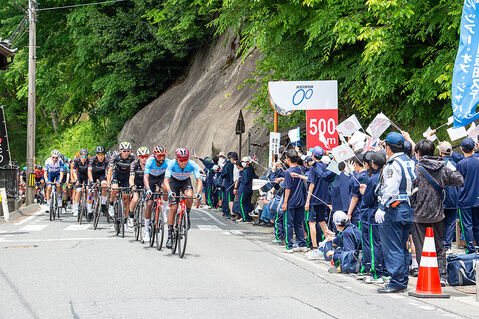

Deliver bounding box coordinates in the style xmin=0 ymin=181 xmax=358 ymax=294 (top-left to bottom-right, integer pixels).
xmin=51 ymin=111 xmax=58 ymax=134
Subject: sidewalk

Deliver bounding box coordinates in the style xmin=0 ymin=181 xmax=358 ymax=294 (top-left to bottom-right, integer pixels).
xmin=0 ymin=203 xmax=41 ymax=224
xmin=203 ymin=206 xmax=479 ymax=318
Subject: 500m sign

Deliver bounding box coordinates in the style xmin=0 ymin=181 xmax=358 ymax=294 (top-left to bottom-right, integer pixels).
xmin=306 ymin=109 xmax=338 ymax=151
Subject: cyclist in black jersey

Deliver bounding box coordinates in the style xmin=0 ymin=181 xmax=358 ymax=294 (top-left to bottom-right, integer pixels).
xmin=72 ymin=149 xmax=90 ymax=217
xmin=88 ymin=146 xmax=109 ymax=219
xmin=129 ymin=146 xmax=149 ymax=228
xmin=107 ymin=142 xmax=136 ymax=225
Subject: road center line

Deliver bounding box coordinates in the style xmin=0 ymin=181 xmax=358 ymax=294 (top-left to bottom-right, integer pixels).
xmin=195 ymin=209 xmax=226 ymax=226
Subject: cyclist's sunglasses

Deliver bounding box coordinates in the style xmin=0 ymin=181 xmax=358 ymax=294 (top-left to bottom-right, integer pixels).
xmin=121 ymin=149 xmax=130 ymax=153
xmin=81 ymin=155 xmax=88 ymax=159
xmin=52 ymin=156 xmax=58 ymax=159
xmin=139 ymin=155 xmax=149 ymax=160
xmin=177 ymin=158 xmax=188 ymax=163
xmin=155 ymin=154 xmax=166 ymax=160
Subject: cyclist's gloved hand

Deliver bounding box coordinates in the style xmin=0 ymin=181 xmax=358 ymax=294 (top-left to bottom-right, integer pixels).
xmin=145 ymin=188 xmax=152 ymax=198
xmin=196 ymin=192 xmax=202 ymax=200
xmin=168 ymin=191 xmax=176 ymax=199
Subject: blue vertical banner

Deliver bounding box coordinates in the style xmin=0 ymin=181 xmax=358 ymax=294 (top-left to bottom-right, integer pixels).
xmin=452 ymin=0 xmax=479 ymax=127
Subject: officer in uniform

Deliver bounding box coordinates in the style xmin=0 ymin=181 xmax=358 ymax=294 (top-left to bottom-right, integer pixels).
xmin=375 ymin=132 xmax=417 ymax=293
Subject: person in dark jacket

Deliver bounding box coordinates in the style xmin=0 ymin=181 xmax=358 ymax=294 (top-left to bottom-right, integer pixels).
xmin=236 ymin=157 xmax=255 ymax=222
xmin=412 ymin=139 xmax=464 ymax=284
xmin=325 ymin=211 xmax=361 ymax=266
xmin=221 ymin=152 xmax=237 ymax=218
xmin=437 ymin=142 xmax=460 ymax=253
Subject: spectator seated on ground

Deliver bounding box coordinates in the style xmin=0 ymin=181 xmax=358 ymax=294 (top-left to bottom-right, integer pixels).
xmin=252 ymin=189 xmax=274 ymax=227
xmin=325 ymin=211 xmax=362 ymax=273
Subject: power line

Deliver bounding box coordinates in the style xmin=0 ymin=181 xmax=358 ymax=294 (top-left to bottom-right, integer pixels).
xmin=37 ymin=0 xmax=127 ymax=11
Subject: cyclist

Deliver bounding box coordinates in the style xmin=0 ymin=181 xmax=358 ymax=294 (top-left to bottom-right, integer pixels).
xmin=142 ymin=145 xmax=170 ymax=242
xmin=129 ymin=146 xmax=149 ymax=228
xmin=70 ymin=153 xmax=80 ymax=210
xmin=72 ymin=148 xmax=90 ymax=218
xmin=107 ymin=142 xmax=135 ymax=226
xmin=88 ymin=146 xmax=109 ymax=219
xmin=164 ymin=148 xmax=203 ymax=249
xmin=34 ymin=164 xmax=45 ymax=202
xmin=44 ymin=150 xmax=64 ymax=210
xmin=60 ymin=159 xmax=70 ymax=213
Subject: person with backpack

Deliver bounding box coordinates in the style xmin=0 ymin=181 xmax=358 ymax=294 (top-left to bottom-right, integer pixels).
xmin=411 ymin=139 xmax=464 ymax=286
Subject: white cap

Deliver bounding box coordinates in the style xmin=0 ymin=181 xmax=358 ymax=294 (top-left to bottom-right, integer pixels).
xmin=241 ymin=156 xmax=251 ymax=163
xmin=212 ymin=165 xmax=219 ymax=170
xmin=321 ymin=156 xmax=331 ymax=165
xmin=218 ymin=152 xmax=226 ymax=158
xmin=333 ymin=211 xmax=348 ymax=226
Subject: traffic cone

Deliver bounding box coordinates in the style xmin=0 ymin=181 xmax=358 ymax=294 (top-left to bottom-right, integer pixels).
xmin=409 ymin=227 xmax=450 ymax=298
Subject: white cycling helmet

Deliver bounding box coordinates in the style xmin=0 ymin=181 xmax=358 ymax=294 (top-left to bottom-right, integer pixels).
xmin=119 ymin=141 xmax=132 ymax=151
xmin=136 ymin=146 xmax=150 ymax=156
xmin=51 ymin=149 xmax=61 ymax=158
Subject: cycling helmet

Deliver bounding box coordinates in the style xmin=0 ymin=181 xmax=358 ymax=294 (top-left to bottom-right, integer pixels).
xmin=113 ymin=149 xmax=120 ymax=157
xmin=175 ymin=148 xmax=189 ymax=159
xmin=119 ymin=141 xmax=132 ymax=151
xmin=153 ymin=145 xmax=167 ymax=156
xmin=95 ymin=146 xmax=105 ymax=154
xmin=137 ymin=146 xmax=150 ymax=156
xmin=51 ymin=149 xmax=61 ymax=157
xmin=80 ymin=148 xmax=89 ymax=156
xmin=38 ymin=165 xmax=43 ymax=170
xmin=105 ymin=151 xmax=113 ymax=161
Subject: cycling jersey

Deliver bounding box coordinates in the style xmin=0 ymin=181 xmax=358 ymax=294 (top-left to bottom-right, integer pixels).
xmin=130 ymin=159 xmax=145 ymax=187
xmin=88 ymin=156 xmax=109 ymax=176
xmin=73 ymin=158 xmax=89 ymax=177
xmin=34 ymin=169 xmax=44 ymax=179
xmin=144 ymin=158 xmax=170 ymax=176
xmin=165 ymin=160 xmax=201 ymax=181
xmin=45 ymin=157 xmax=64 ymax=173
xmin=109 ymin=154 xmax=136 ymax=175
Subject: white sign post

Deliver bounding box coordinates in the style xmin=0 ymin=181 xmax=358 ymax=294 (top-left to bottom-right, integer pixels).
xmin=269 ymin=132 xmax=281 ymax=167
xmin=0 ymin=188 xmax=9 ymax=222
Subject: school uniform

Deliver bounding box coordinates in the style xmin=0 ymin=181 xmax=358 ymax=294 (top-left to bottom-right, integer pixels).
xmin=456 ymin=156 xmax=479 ymax=253
xmin=221 ymin=161 xmax=234 ymax=216
xmin=283 ymin=166 xmax=307 ymax=250
xmin=307 ymin=161 xmax=335 ymax=226
xmin=350 ymin=170 xmax=368 ymax=226
xmin=238 ymin=166 xmax=254 ymax=221
xmin=442 ymin=156 xmax=459 ymax=249
xmin=330 ymin=172 xmax=352 ymax=212
xmin=269 ymin=168 xmax=285 ymax=242
xmin=332 ymin=223 xmax=362 ymax=264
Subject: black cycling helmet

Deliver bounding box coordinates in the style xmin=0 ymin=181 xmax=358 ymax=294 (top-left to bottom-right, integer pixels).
xmin=95 ymin=146 xmax=105 ymax=154
xmin=80 ymin=148 xmax=89 ymax=156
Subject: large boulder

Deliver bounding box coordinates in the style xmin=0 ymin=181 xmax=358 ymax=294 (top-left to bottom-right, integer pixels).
xmin=118 ymin=31 xmax=269 ymax=160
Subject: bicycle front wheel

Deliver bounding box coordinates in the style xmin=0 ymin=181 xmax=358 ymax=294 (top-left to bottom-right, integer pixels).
xmin=178 ymin=212 xmax=188 ymax=258
xmin=114 ymin=201 xmax=120 ymax=236
xmin=93 ymin=200 xmax=101 ymax=230
xmin=49 ymin=199 xmax=54 ymax=221
xmin=155 ymin=210 xmax=164 ymax=251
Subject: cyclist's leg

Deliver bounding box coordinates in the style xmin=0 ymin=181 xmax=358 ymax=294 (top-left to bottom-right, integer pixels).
xmin=166 ymin=178 xmax=181 ymax=248
xmin=182 ymin=178 xmax=194 ymax=229
xmin=130 ymin=191 xmax=139 ymax=213
xmin=45 ymin=173 xmax=53 ymax=203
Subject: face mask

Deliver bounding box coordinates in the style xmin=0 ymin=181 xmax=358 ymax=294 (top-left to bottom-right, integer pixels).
xmin=241 ymin=162 xmax=247 ymax=168
xmin=218 ymin=158 xmax=225 ymax=167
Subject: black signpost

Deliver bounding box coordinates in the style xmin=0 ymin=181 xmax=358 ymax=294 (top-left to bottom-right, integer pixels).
xmin=0 ymin=106 xmax=11 ymax=167
xmin=235 ymin=110 xmax=245 ymax=159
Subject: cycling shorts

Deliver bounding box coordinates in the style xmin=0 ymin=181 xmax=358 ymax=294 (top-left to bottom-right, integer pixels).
xmin=35 ymin=177 xmax=44 ymax=184
xmin=74 ymin=175 xmax=89 ymax=189
xmin=47 ymin=171 xmax=60 ymax=183
xmin=147 ymin=174 xmax=165 ymax=193
xmin=112 ymin=171 xmax=129 ymax=188
xmin=169 ymin=177 xmax=192 ymax=205
xmin=92 ymin=173 xmax=107 ymax=183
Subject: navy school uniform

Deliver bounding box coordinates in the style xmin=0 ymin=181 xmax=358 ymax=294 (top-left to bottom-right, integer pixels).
xmin=332 ymin=223 xmax=362 ymax=264
xmin=221 ymin=161 xmax=235 ymax=215
xmin=283 ymin=166 xmax=307 ymax=249
xmin=443 ymin=156 xmax=459 ymax=249
xmin=350 ymin=170 xmax=368 ymax=227
xmin=302 ymin=167 xmax=313 ymax=247
xmin=330 ymin=172 xmax=352 ymax=212
xmin=363 ymin=169 xmax=387 ymax=278
xmin=238 ymin=166 xmax=255 ymax=221
xmin=307 ymin=161 xmax=335 ymax=225
xmin=456 ymin=156 xmax=479 ymax=253
xmin=269 ymin=168 xmax=285 ymax=241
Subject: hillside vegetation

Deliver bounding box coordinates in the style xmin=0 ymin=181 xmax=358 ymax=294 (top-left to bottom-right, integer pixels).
xmin=0 ymin=0 xmax=463 ymax=163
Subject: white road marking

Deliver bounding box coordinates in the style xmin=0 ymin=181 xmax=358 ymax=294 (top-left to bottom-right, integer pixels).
xmin=418 ymin=306 xmax=436 ymax=311
xmin=223 ymin=231 xmax=232 ymax=236
xmin=0 ymin=230 xmax=7 ymax=234
xmin=19 ymin=225 xmax=48 ymax=231
xmin=0 ymin=237 xmax=114 ymax=243
xmin=14 ymin=210 xmax=44 ymax=226
xmin=64 ymin=224 xmax=91 ymax=231
xmin=196 ymin=225 xmax=221 ymax=231
xmin=230 ymin=230 xmax=243 ymax=235
xmin=195 ymin=209 xmax=226 ymax=226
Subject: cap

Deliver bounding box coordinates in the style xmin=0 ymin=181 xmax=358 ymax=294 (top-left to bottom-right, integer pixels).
xmin=461 ymin=137 xmax=475 ymax=152
xmin=241 ymin=156 xmax=251 ymax=163
xmin=212 ymin=165 xmax=219 ymax=170
xmin=385 ymin=132 xmax=405 ymax=145
xmin=312 ymin=146 xmax=325 ymax=157
xmin=363 ymin=151 xmax=374 ymax=163
xmin=304 ymin=156 xmax=313 ymax=163
xmin=370 ymin=152 xmax=386 ymax=166
xmin=218 ymin=152 xmax=226 ymax=158
xmin=437 ymin=141 xmax=452 ymax=155
xmin=333 ymin=211 xmax=348 ymax=226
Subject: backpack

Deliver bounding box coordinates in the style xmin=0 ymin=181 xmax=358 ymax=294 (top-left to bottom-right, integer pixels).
xmin=447 ymin=253 xmax=479 ymax=286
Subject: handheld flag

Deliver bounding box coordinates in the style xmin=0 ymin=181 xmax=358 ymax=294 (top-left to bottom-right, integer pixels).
xmin=366 ymin=113 xmax=391 ymax=138
xmin=363 ymin=136 xmax=379 ymax=152
xmin=423 ymin=127 xmax=438 ymax=142
xmin=288 ymin=127 xmax=301 ymax=143
xmin=337 ymin=114 xmax=362 ymax=137
xmin=451 ymin=1 xmax=479 ymax=127
xmin=447 ymin=126 xmax=468 ymax=141
xmin=326 ymin=160 xmax=341 ymax=175
xmin=331 ymin=144 xmax=355 ymax=163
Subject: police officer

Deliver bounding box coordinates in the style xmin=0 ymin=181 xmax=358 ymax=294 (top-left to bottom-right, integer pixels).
xmin=375 ymin=132 xmax=417 ymax=293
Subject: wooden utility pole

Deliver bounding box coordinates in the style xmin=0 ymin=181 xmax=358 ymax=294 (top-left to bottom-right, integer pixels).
xmin=26 ymin=0 xmax=36 ymax=205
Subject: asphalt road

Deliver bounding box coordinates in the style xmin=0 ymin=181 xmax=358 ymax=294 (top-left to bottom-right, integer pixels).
xmin=1 ymin=205 xmax=478 ymax=319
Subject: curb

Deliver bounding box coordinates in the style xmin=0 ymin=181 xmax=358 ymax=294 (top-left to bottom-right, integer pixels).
xmin=1 ymin=203 xmax=42 ymax=223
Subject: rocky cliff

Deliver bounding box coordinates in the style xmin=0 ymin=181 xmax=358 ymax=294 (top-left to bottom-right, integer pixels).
xmin=117 ymin=31 xmax=268 ymax=159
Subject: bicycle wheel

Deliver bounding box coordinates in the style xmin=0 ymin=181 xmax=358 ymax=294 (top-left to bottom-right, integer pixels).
xmin=171 ymin=215 xmax=179 ymax=255
xmin=119 ymin=198 xmax=125 ymax=238
xmin=139 ymin=200 xmax=145 ymax=243
xmin=114 ymin=200 xmax=120 ymax=236
xmin=57 ymin=195 xmax=61 ymax=219
xmin=156 ymin=208 xmax=164 ymax=251
xmin=49 ymin=196 xmax=54 ymax=221
xmin=179 ymin=211 xmax=188 ymax=258
xmin=149 ymin=205 xmax=156 ymax=248
xmin=93 ymin=198 xmax=101 ymax=230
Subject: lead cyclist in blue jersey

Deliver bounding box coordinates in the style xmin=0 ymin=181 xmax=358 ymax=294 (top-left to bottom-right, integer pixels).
xmin=44 ymin=149 xmax=64 ymax=209
xmin=164 ymin=148 xmax=203 ymax=249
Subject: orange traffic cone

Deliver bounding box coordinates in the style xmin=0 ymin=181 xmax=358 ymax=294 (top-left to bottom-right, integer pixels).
xmin=409 ymin=227 xmax=450 ymax=298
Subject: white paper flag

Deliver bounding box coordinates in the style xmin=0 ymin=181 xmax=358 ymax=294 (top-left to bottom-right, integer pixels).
xmin=349 ymin=131 xmax=368 ymax=146
xmin=288 ymin=127 xmax=300 ymax=143
xmin=337 ymin=115 xmax=362 ymax=137
xmin=366 ymin=113 xmax=391 ymax=138
xmin=447 ymin=126 xmax=467 ymax=141
xmin=468 ymin=123 xmax=479 ymax=138
xmin=253 ymin=179 xmax=270 ymax=191
xmin=447 ymin=116 xmax=454 ymax=125
xmin=331 ymin=144 xmax=356 ymax=163
xmin=326 ymin=160 xmax=341 ymax=175
xmin=423 ymin=127 xmax=437 ymax=142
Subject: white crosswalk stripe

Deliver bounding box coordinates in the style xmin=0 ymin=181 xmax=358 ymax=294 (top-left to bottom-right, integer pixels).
xmin=64 ymin=224 xmax=91 ymax=231
xmin=19 ymin=225 xmax=48 ymax=231
xmin=196 ymin=225 xmax=221 ymax=231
